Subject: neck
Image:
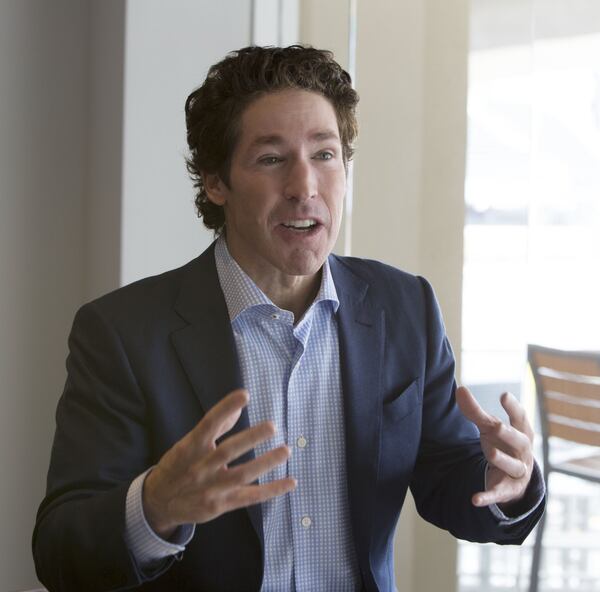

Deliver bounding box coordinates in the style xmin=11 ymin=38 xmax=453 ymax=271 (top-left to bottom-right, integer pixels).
xmin=258 ymin=270 xmax=322 ymax=321
xmin=222 ymin=237 xmax=323 ymax=320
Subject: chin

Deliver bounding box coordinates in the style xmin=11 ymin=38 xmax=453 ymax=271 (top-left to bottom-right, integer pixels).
xmin=280 ymin=251 xmax=327 ymax=277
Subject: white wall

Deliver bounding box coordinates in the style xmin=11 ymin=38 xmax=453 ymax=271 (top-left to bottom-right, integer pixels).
xmin=0 ymin=2 xmax=251 ymax=589
xmin=120 ymin=0 xmax=251 ymax=286
xmin=86 ymin=0 xmax=126 ymax=301
xmin=0 ymin=1 xmax=89 ymax=589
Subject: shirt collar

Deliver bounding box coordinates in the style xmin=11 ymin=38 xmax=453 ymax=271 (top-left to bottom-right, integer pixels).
xmin=214 ymin=234 xmax=339 ymax=322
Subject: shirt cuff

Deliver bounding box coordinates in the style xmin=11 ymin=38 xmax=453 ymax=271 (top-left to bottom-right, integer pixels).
xmin=486 ymin=460 xmax=546 ymax=525
xmin=124 ymin=468 xmax=195 ymax=569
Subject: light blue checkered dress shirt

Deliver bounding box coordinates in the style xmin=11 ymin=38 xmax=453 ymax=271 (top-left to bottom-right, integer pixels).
xmin=124 ymin=239 xmax=545 ymax=586
xmin=124 ymin=237 xmax=362 ymax=589
xmin=215 ymin=236 xmax=361 ymax=591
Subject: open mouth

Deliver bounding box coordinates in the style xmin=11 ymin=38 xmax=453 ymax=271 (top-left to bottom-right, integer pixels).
xmin=282 ymin=219 xmax=319 ymax=232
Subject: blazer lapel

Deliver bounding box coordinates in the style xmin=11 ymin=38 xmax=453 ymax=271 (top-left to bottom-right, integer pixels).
xmin=330 ymin=256 xmax=385 ymax=585
xmin=170 ymin=244 xmax=264 ymax=545
xmin=168 ymin=247 xmax=384 ymax=571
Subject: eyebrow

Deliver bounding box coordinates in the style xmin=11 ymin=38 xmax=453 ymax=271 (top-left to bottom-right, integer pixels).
xmin=247 ymin=129 xmax=340 ymax=149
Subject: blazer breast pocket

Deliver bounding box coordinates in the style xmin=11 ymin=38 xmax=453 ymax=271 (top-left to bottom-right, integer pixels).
xmin=383 ymin=378 xmax=421 ymax=422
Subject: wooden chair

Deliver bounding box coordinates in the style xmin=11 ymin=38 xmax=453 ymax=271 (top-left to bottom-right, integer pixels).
xmin=528 ymin=344 xmax=600 ymax=592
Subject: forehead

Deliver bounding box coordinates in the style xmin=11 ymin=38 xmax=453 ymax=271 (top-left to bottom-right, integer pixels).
xmin=236 ymin=89 xmax=340 ymax=148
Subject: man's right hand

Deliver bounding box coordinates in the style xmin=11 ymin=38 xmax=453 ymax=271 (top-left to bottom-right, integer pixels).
xmin=142 ymin=389 xmax=295 ymax=539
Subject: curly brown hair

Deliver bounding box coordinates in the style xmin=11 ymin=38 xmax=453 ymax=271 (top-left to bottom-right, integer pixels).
xmin=184 ymin=45 xmax=359 ymax=234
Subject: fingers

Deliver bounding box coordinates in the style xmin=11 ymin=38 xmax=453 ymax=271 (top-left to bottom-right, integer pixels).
xmin=203 ymin=477 xmax=297 ymax=521
xmin=473 ymin=487 xmax=509 ymax=507
xmin=484 ymin=419 xmax=532 ymax=458
xmin=472 ymin=473 xmax=524 ymax=507
xmin=223 ymin=477 xmax=297 ymax=511
xmin=473 ymin=489 xmax=495 ymax=507
xmin=218 ymin=445 xmax=291 ymax=488
xmin=455 ymin=386 xmax=496 ymax=431
xmin=457 ymin=386 xmax=536 ymax=508
xmin=456 ymin=386 xmax=532 ymax=455
xmin=500 ymin=392 xmax=534 ymax=442
xmin=485 ymin=446 xmax=527 ymax=479
xmin=189 ymin=389 xmax=249 ymax=451
xmin=145 ymin=389 xmax=299 ymax=530
xmin=207 ymin=421 xmax=278 ymax=471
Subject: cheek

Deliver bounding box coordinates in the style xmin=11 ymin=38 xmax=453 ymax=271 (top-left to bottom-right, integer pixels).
xmin=240 ymin=179 xmax=279 ymax=213
xmin=227 ymin=185 xmax=269 ymax=221
xmin=327 ymin=174 xmax=347 ymax=217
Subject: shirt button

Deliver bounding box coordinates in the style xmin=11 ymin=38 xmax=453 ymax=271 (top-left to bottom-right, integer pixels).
xmin=271 ymin=313 xmax=279 ymax=320
xmin=296 ymin=436 xmax=307 ymax=448
xmin=301 ymin=516 xmax=312 ymax=528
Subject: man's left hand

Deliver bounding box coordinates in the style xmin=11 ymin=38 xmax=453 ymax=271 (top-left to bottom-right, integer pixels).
xmin=455 ymin=386 xmax=535 ymax=510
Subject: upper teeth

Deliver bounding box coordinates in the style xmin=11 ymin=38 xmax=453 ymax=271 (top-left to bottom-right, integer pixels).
xmin=285 ymin=220 xmax=316 ymax=229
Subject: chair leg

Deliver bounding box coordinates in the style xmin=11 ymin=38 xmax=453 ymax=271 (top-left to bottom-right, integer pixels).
xmin=529 ymin=510 xmax=546 ymax=592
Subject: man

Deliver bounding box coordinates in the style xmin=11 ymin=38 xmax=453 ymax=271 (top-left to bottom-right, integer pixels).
xmin=33 ymin=46 xmax=544 ymax=591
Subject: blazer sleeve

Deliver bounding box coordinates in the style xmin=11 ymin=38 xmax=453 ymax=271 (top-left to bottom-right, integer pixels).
xmin=408 ymin=276 xmax=545 ymax=544
xmin=32 ymin=302 xmax=173 ymax=591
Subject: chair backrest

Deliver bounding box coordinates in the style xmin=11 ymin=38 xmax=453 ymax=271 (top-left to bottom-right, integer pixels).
xmin=528 ymin=344 xmax=600 ymax=448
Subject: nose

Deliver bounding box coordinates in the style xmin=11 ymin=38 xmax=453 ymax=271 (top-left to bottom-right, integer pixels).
xmin=283 ymin=156 xmax=317 ymax=201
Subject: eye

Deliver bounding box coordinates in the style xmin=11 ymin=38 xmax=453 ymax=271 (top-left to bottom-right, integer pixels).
xmin=259 ymin=156 xmax=282 ymax=166
xmin=314 ymin=151 xmax=334 ymax=161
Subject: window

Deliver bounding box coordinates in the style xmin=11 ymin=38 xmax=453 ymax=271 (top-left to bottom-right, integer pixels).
xmin=459 ymin=1 xmax=600 ymax=591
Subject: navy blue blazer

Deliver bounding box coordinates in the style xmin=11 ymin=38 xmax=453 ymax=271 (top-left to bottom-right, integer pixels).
xmin=33 ymin=243 xmax=543 ymax=592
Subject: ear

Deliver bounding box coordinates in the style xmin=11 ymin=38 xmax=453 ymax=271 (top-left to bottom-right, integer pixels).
xmin=202 ymin=172 xmax=228 ymax=206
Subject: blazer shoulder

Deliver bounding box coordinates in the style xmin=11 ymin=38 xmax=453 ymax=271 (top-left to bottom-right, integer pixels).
xmin=77 ymin=244 xmax=218 ymax=327
xmin=331 ymin=254 xmax=432 ymax=300
xmin=330 ymin=254 xmax=446 ymax=339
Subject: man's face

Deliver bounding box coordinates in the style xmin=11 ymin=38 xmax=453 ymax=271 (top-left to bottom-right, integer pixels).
xmin=205 ymin=89 xmax=346 ymax=287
